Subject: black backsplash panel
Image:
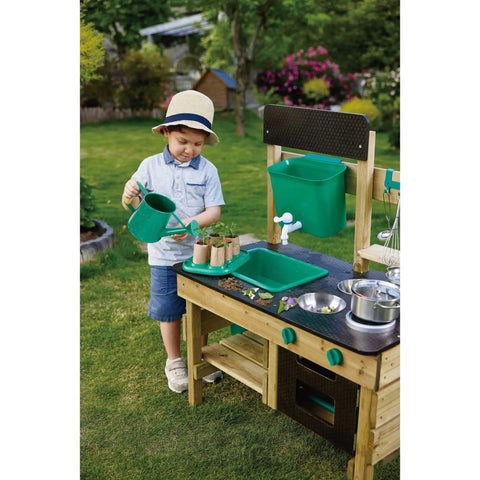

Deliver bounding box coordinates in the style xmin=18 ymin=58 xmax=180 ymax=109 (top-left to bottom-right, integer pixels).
xmin=263 ymin=104 xmax=370 ymax=161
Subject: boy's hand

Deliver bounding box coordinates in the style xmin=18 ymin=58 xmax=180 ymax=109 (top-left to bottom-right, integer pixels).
xmin=170 ymin=232 xmax=189 ymax=242
xmin=123 ymin=179 xmax=142 ymax=200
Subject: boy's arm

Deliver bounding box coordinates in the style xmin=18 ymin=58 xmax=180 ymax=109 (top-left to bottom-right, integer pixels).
xmin=188 ymin=206 xmax=221 ymax=229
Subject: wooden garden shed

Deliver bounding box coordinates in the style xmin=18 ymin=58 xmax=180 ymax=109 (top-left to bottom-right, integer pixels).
xmin=194 ymin=68 xmax=236 ymax=111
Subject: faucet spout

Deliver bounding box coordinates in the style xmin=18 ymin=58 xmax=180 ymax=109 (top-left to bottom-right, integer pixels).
xmin=273 ymin=212 xmax=303 ymax=245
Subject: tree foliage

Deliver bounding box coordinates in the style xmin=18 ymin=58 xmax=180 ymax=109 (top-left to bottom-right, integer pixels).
xmin=81 ymin=0 xmax=172 ymax=54
xmin=305 ymin=0 xmax=400 ymax=72
xmin=80 ymin=14 xmax=105 ymax=89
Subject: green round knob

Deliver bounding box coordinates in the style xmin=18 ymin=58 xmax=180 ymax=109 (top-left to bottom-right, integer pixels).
xmin=327 ymin=348 xmax=343 ymax=366
xmin=281 ymin=327 xmax=296 ymax=345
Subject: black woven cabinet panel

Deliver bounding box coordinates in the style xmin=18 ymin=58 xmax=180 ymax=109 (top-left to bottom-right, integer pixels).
xmin=263 ymin=104 xmax=370 ymax=161
xmin=277 ymin=347 xmax=359 ymax=455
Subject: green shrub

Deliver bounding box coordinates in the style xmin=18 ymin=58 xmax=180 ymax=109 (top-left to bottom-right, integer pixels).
xmin=116 ymin=43 xmax=172 ymax=109
xmin=388 ymin=122 xmax=400 ymax=149
xmin=303 ymin=78 xmax=330 ymax=103
xmin=340 ymin=97 xmax=380 ymax=129
xmin=256 ymin=46 xmax=360 ymax=109
xmin=360 ymin=68 xmax=400 ymax=131
xmin=80 ymin=176 xmax=97 ymax=229
xmin=252 ymin=85 xmax=283 ymax=106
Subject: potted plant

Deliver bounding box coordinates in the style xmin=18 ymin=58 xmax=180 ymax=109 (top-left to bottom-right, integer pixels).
xmin=192 ymin=227 xmax=211 ymax=264
xmin=224 ymin=222 xmax=240 ymax=256
xmin=208 ymin=221 xmax=226 ymax=247
xmin=210 ymin=236 xmax=226 ymax=267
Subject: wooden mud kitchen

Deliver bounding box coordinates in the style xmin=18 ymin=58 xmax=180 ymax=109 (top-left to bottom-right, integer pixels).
xmin=174 ymin=105 xmax=400 ymax=480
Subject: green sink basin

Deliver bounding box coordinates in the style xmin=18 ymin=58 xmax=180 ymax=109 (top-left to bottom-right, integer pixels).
xmin=231 ymin=248 xmax=328 ymax=292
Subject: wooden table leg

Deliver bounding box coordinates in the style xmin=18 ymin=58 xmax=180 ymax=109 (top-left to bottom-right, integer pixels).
xmin=351 ymin=386 xmax=375 ymax=480
xmin=186 ymin=301 xmax=203 ymax=405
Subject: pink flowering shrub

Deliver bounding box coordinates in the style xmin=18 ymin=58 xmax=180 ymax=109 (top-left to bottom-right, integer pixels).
xmin=255 ymin=46 xmax=360 ymax=109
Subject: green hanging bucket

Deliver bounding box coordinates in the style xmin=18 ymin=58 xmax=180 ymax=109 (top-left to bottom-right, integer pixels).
xmin=267 ymin=154 xmax=347 ymax=238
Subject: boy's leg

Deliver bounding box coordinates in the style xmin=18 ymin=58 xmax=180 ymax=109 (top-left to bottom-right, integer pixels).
xmin=160 ymin=319 xmax=188 ymax=393
xmin=159 ymin=319 xmax=182 ymax=360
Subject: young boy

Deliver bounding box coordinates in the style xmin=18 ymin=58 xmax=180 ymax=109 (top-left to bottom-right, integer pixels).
xmin=122 ymin=90 xmax=224 ymax=393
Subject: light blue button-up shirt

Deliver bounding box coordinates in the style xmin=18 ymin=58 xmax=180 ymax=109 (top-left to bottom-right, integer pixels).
xmin=131 ymin=146 xmax=225 ymax=265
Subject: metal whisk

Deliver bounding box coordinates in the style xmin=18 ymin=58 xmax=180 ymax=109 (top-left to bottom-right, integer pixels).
xmin=383 ymin=197 xmax=400 ymax=267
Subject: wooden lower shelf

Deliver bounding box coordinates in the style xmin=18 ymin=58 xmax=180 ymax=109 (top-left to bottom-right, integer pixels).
xmin=202 ymin=338 xmax=266 ymax=394
xmin=220 ymin=334 xmax=264 ymax=367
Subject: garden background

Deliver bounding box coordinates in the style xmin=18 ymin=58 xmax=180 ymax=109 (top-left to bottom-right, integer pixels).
xmin=2 ymin=2 xmax=480 ymax=479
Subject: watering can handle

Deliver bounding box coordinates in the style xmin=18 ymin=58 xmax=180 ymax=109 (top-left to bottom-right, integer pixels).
xmin=124 ymin=181 xmax=148 ymax=213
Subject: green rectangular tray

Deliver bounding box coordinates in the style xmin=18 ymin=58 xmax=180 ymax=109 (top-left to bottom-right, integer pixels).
xmin=231 ymin=248 xmax=328 ymax=292
xmin=182 ymin=250 xmax=249 ymax=276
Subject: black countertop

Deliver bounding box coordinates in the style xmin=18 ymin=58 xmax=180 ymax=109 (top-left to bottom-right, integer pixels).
xmin=173 ymin=241 xmax=400 ymax=355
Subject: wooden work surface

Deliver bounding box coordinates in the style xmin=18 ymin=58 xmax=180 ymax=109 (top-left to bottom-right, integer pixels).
xmin=173 ymin=241 xmax=400 ymax=355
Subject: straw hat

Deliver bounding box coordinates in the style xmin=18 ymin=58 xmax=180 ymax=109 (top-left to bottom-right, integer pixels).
xmin=152 ymin=90 xmax=219 ymax=145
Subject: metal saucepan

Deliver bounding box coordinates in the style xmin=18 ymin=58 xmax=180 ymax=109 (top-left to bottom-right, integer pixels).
xmin=351 ymin=279 xmax=400 ymax=323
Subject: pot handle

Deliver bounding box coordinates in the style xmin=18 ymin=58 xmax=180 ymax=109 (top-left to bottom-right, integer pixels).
xmin=373 ymin=301 xmax=400 ymax=310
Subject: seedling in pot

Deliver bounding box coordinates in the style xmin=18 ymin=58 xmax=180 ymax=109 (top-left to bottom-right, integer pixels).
xmin=210 ymin=221 xmax=229 ymax=237
xmin=196 ymin=227 xmax=210 ymax=245
xmin=212 ymin=236 xmax=226 ymax=248
xmin=225 ymin=222 xmax=238 ymax=237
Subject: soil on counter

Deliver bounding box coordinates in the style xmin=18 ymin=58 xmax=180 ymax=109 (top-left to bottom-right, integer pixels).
xmin=254 ymin=298 xmax=273 ymax=307
xmin=218 ymin=277 xmax=244 ymax=291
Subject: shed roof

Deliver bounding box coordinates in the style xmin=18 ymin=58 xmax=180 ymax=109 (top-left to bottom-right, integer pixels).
xmin=210 ymin=68 xmax=236 ymax=89
xmin=195 ymin=68 xmax=236 ymax=90
xmin=139 ymin=13 xmax=212 ymax=37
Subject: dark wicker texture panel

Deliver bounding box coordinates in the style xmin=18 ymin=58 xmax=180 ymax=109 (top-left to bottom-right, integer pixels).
xmin=263 ymin=104 xmax=370 ymax=161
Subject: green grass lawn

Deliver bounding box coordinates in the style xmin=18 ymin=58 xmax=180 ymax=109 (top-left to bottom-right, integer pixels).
xmin=80 ymin=110 xmax=400 ymax=480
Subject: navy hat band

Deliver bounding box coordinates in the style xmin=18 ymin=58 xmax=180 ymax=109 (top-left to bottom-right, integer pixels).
xmin=163 ymin=113 xmax=212 ymax=130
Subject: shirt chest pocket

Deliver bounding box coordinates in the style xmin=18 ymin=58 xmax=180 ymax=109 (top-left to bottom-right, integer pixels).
xmin=185 ymin=182 xmax=206 ymax=207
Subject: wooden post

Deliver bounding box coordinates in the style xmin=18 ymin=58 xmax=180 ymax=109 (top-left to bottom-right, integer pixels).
xmin=186 ymin=301 xmax=203 ymax=406
xmin=353 ymin=131 xmax=376 ymax=273
xmin=267 ymin=144 xmax=282 ymax=244
xmin=352 ymin=386 xmax=375 ymax=480
xmin=266 ymin=342 xmax=278 ymax=409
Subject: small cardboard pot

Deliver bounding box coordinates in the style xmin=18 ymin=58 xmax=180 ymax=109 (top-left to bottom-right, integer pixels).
xmin=225 ymin=235 xmax=240 ymax=256
xmin=192 ymin=243 xmax=210 ymax=264
xmin=210 ymin=245 xmax=225 ymax=267
xmin=224 ymin=240 xmax=233 ymax=261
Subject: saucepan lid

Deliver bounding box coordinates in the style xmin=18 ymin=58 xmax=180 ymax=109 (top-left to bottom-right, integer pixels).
xmin=351 ymin=279 xmax=400 ymax=302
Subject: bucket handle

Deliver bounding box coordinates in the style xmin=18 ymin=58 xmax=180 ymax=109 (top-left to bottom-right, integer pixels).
xmin=124 ymin=181 xmax=148 ymax=213
xmin=303 ymin=153 xmax=343 ymax=165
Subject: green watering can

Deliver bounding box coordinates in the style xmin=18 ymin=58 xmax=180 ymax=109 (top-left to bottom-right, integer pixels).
xmin=125 ymin=181 xmax=199 ymax=243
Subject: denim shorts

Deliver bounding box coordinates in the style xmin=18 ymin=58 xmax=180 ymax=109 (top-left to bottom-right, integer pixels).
xmin=148 ymin=266 xmax=186 ymax=322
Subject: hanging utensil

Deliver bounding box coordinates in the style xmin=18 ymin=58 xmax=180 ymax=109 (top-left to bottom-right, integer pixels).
xmin=377 ymin=190 xmax=394 ymax=241
xmin=383 ymin=197 xmax=400 ymax=267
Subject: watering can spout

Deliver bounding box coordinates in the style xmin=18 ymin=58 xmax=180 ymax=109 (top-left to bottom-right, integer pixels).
xmin=162 ymin=219 xmax=200 ymax=238
xmin=273 ymin=212 xmax=302 ymax=245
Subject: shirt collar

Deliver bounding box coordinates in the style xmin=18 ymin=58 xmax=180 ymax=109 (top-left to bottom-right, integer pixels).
xmin=163 ymin=145 xmax=201 ymax=170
